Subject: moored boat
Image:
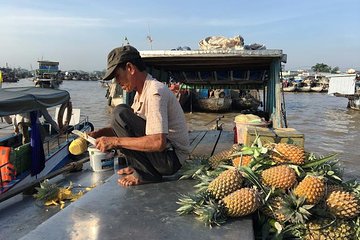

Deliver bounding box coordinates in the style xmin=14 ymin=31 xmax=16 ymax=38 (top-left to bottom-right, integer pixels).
xmin=282 ymin=85 xmax=297 ymax=92
xmin=310 ymin=85 xmax=324 ymax=92
xmin=0 ymin=87 xmax=93 ymax=198
xmin=105 ymin=81 xmax=124 ymax=107
xmin=33 ymin=61 xmax=63 ymax=89
xmin=328 ymin=73 xmax=360 ymax=110
xmin=196 ymin=97 xmax=232 ymax=112
xmin=139 ymin=47 xmax=287 ymax=126
xmin=0 ymin=68 xmax=19 ymax=83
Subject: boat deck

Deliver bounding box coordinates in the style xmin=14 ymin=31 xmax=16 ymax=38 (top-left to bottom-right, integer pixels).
xmin=19 ymin=130 xmax=255 ymax=240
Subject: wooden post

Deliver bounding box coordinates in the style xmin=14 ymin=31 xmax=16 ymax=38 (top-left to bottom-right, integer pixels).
xmin=269 ymin=59 xmax=283 ymax=128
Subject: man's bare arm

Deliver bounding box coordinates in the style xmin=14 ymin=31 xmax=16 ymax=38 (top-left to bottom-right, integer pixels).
xmin=95 ymin=133 xmax=167 ymax=152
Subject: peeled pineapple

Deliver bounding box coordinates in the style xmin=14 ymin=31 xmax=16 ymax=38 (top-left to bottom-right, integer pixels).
xmin=221 ymin=188 xmax=260 ymax=217
xmin=271 ymin=143 xmax=305 ymax=165
xmin=207 ymin=169 xmax=243 ymax=200
xmin=261 ymin=165 xmax=297 ymax=190
xmin=326 ymin=190 xmax=360 ymax=219
xmin=69 ymin=137 xmax=88 ymax=155
xmin=294 ymin=176 xmax=325 ymax=205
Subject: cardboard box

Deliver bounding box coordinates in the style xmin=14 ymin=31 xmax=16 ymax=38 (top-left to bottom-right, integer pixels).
xmin=244 ymin=127 xmax=304 ymax=147
xmin=275 ymin=128 xmax=304 ymax=147
xmin=243 ymin=126 xmax=274 ymax=145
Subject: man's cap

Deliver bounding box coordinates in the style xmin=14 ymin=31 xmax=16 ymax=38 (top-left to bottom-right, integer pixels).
xmin=103 ymin=45 xmax=141 ymax=80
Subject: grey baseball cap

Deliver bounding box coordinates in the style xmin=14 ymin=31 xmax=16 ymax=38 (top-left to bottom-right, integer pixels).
xmin=103 ymin=45 xmax=141 ymax=80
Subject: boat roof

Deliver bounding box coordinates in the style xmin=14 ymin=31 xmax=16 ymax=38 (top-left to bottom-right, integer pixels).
xmin=37 ymin=61 xmax=59 ymax=65
xmin=0 ymin=87 xmax=70 ymax=116
xmin=140 ymin=49 xmax=285 ymax=70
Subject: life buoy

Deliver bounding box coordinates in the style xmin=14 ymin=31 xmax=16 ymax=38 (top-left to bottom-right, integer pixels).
xmin=0 ymin=146 xmax=16 ymax=186
xmin=57 ymin=100 xmax=73 ymax=131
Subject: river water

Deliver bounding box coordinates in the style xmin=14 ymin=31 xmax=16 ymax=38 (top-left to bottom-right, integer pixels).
xmin=2 ymin=79 xmax=359 ymax=178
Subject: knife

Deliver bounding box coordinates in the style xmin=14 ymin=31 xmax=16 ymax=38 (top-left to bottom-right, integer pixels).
xmin=72 ymin=130 xmax=96 ymax=146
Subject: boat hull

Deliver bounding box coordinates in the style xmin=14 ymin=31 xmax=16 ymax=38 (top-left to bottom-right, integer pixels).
xmin=196 ymin=98 xmax=232 ymax=112
xmin=232 ymin=97 xmax=260 ymax=110
xmin=348 ymin=96 xmax=360 ymax=110
xmin=34 ymin=79 xmax=61 ymax=89
xmin=297 ymin=86 xmax=311 ymax=92
xmin=4 ymin=142 xmax=70 ymax=192
xmin=282 ymin=86 xmax=297 ymax=92
xmin=0 ymin=120 xmax=93 ymax=196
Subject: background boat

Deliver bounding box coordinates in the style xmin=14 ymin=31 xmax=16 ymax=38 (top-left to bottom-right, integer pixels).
xmin=328 ymin=73 xmax=360 ymax=110
xmin=196 ymin=97 xmax=232 ymax=112
xmin=0 ymin=87 xmax=93 ymax=197
xmin=33 ymin=61 xmax=63 ymax=89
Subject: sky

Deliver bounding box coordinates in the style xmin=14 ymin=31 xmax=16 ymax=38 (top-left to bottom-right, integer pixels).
xmin=0 ymin=0 xmax=359 ymax=72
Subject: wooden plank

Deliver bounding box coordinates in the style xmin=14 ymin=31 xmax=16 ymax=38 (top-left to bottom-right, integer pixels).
xmin=213 ymin=130 xmax=234 ymax=155
xmin=190 ymin=130 xmax=221 ymax=158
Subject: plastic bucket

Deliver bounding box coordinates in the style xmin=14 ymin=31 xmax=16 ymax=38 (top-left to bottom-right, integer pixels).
xmin=88 ymin=147 xmax=115 ymax=172
xmin=234 ymin=121 xmax=269 ymax=144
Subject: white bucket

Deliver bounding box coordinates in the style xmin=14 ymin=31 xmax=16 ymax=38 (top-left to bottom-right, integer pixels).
xmin=88 ymin=147 xmax=115 ymax=172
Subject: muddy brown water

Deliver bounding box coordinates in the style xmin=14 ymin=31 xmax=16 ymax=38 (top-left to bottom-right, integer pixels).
xmin=2 ymin=79 xmax=360 ymax=178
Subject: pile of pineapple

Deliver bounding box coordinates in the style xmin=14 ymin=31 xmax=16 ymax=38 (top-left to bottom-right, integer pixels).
xmin=178 ymin=139 xmax=360 ymax=239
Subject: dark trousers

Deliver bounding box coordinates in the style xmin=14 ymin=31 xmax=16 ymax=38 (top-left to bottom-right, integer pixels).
xmin=110 ymin=104 xmax=182 ymax=182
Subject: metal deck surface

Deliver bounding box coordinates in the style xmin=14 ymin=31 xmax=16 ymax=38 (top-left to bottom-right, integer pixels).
xmin=21 ymin=175 xmax=254 ymax=240
xmin=10 ymin=130 xmax=254 ymax=240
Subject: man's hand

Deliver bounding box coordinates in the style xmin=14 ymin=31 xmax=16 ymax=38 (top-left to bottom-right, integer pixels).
xmin=95 ymin=136 xmax=117 ymax=152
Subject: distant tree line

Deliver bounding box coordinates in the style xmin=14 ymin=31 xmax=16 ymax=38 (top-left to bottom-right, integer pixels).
xmin=311 ymin=63 xmax=339 ymax=73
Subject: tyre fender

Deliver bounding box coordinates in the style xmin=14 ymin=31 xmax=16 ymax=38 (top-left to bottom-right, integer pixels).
xmin=57 ymin=100 xmax=73 ymax=131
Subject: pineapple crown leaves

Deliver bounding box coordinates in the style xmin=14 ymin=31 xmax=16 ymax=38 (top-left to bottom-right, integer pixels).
xmin=250 ymin=129 xmax=266 ymax=148
xmin=287 ymin=164 xmax=304 ymax=177
xmin=193 ymin=199 xmax=227 ymax=228
xmin=354 ymin=216 xmax=360 ymax=239
xmin=239 ymin=166 xmax=270 ymax=198
xmin=300 ymin=154 xmax=343 ymax=182
xmin=343 ymin=179 xmax=360 ymax=198
xmin=192 ymin=167 xmax=227 ymax=193
xmin=301 ymin=153 xmax=338 ymax=169
xmin=265 ymin=218 xmax=304 ymax=240
xmin=33 ymin=179 xmax=60 ymax=201
xmin=178 ymin=159 xmax=211 ymax=180
xmin=176 ymin=192 xmax=208 ymax=215
xmin=281 ymin=192 xmax=314 ymax=224
xmin=231 ymin=144 xmax=268 ymax=158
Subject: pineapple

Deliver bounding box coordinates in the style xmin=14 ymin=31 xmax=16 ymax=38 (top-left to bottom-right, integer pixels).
xmin=194 ymin=188 xmax=260 ymax=227
xmin=207 ymin=169 xmax=243 ymax=200
xmin=262 ymin=196 xmax=287 ymax=222
xmin=271 ymin=143 xmax=305 ymax=165
xmin=232 ymin=155 xmax=253 ymax=167
xmin=263 ymin=192 xmax=313 ymax=224
xmin=294 ymin=176 xmax=325 ymax=205
xmin=326 ymin=190 xmax=360 ymax=219
xmin=325 ymin=184 xmax=344 ymax=198
xmin=208 ymin=148 xmax=235 ymax=169
xmin=305 ymin=219 xmax=355 ymax=240
xmin=261 ymin=165 xmax=297 ymax=190
xmin=221 ymin=188 xmax=260 ymax=217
